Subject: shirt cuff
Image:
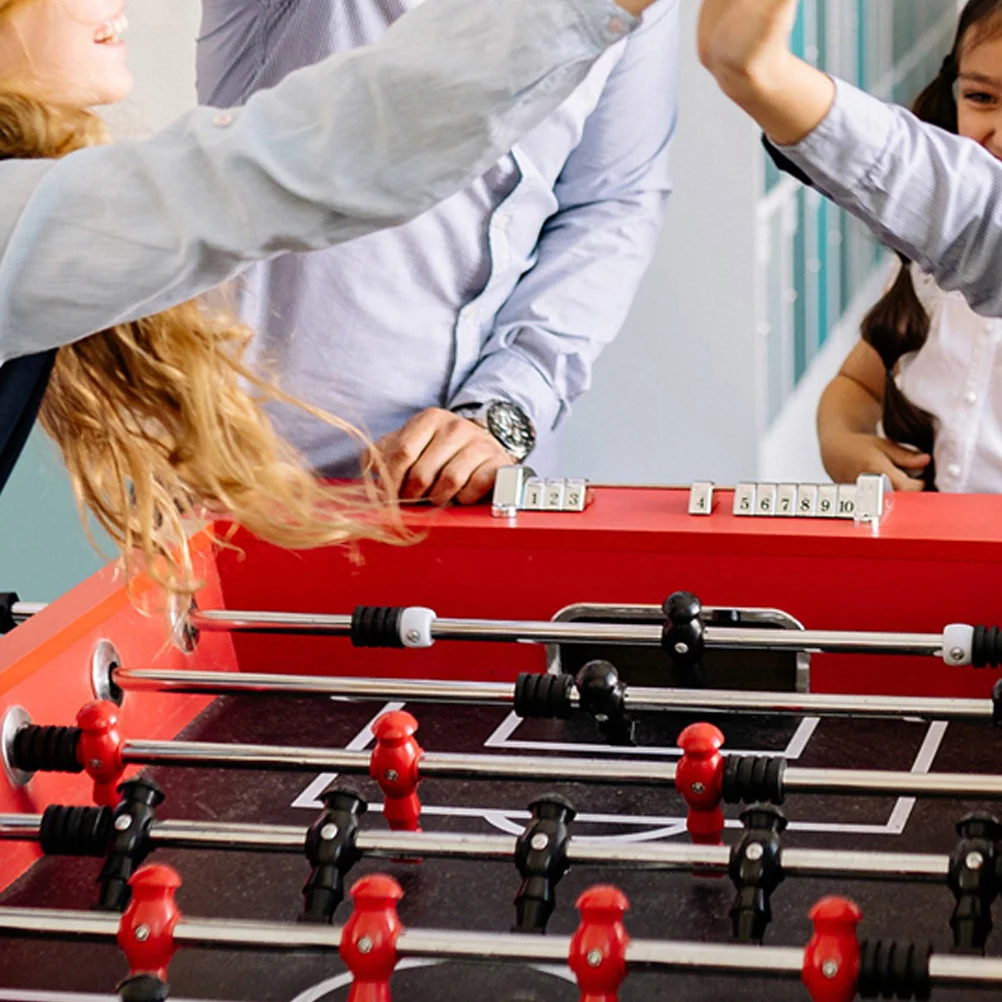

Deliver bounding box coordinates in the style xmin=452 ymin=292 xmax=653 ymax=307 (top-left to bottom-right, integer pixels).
xmin=773 ymin=77 xmax=898 ymax=198
xmin=567 ymin=0 xmax=640 ymax=49
xmin=449 ymin=351 xmax=563 ymax=438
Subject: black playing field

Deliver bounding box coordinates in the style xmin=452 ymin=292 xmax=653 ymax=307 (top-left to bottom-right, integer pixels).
xmin=1 ymin=690 xmax=999 ymax=1001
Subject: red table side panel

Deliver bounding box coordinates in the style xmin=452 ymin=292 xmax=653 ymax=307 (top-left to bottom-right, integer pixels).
xmin=213 ymin=489 xmax=1002 ymax=697
xmin=0 ymin=535 xmax=236 ymax=892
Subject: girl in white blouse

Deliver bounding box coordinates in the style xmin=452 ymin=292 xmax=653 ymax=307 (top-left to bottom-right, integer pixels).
xmin=817 ymin=0 xmax=1002 ymax=492
xmin=818 ymin=0 xmax=1002 ymax=493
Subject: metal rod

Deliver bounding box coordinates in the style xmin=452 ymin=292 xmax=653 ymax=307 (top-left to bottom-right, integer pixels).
xmin=113 ymin=668 xmax=518 ymax=706
xmin=0 ymin=907 xmax=119 ymax=940
xmin=5 ymin=904 xmax=1002 ymax=991
xmin=5 ymin=602 xmax=960 ymax=659
xmin=119 ymin=740 xmax=676 ymax=785
xmin=0 ymin=815 xmax=959 ymax=883
xmin=114 ymin=739 xmax=1002 ymax=801
xmin=191 ymin=608 xmax=949 ymax=659
xmin=783 ymin=767 xmax=1002 ymax=799
xmin=929 ymin=954 xmax=1002 ymax=988
xmin=111 ymin=667 xmax=994 ymax=723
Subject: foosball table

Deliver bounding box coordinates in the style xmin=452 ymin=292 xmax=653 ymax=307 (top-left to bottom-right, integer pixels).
xmin=4 ymin=483 xmax=1002 ymax=1002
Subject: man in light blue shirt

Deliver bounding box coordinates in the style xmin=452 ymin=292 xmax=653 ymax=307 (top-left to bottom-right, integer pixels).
xmin=197 ymin=0 xmax=679 ymax=504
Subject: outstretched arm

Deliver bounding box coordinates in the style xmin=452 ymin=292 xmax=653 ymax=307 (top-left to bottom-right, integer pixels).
xmin=698 ymin=0 xmax=1002 ymax=318
xmin=0 ymin=0 xmax=651 ymax=363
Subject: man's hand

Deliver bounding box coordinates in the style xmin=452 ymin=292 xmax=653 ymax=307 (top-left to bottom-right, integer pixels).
xmin=822 ymin=431 xmax=929 ymax=493
xmin=373 ymin=408 xmax=513 ymax=506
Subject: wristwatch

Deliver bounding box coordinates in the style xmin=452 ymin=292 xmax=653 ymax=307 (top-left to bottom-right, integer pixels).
xmin=453 ymin=400 xmax=536 ymax=462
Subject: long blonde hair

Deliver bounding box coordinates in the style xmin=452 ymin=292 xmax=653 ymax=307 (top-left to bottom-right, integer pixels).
xmin=0 ymin=81 xmax=405 ymax=604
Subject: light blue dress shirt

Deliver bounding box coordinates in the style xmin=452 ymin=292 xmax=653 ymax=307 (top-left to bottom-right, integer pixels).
xmin=197 ymin=0 xmax=679 ymax=473
xmin=0 ymin=0 xmax=638 ymax=373
xmin=781 ymin=79 xmax=1002 ymax=320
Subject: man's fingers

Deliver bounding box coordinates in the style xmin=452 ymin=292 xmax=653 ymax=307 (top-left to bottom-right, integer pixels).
xmin=377 ymin=412 xmax=450 ymax=495
xmin=401 ymin=418 xmax=486 ymax=500
xmin=426 ymin=440 xmax=502 ymax=506
xmin=452 ymin=455 xmax=508 ymax=506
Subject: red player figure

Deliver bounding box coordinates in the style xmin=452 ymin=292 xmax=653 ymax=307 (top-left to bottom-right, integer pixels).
xmin=370 ymin=711 xmax=423 ymax=831
xmin=676 ymin=722 xmax=725 ymax=845
xmin=569 ymin=886 xmax=631 ymax=1002
xmin=77 ymin=700 xmax=127 ymax=807
xmin=341 ymin=874 xmax=405 ymax=1002
xmin=802 ymin=897 xmax=862 ymax=1002
xmin=118 ymin=864 xmax=182 ymax=981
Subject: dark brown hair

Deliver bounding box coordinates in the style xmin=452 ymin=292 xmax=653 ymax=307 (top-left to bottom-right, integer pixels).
xmin=861 ymin=0 xmax=1002 ymax=490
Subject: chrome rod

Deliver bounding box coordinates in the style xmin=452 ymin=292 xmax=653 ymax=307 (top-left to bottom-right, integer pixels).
xmin=191 ymin=608 xmax=948 ymax=658
xmin=784 ymin=767 xmax=1002 ymax=799
xmin=113 ymin=740 xmax=1002 ymax=800
xmin=113 ymin=668 xmax=518 ymax=705
xmin=624 ymin=940 xmax=802 ymax=976
xmin=0 ymin=907 xmax=119 ymax=939
xmin=778 ymin=848 xmax=948 ymax=881
xmin=0 ymin=815 xmax=950 ymax=882
xmin=706 ymin=627 xmax=942 ymax=657
xmin=4 ymin=903 xmax=1002 ymax=989
xmin=929 ymin=954 xmax=1002 ymax=987
xmin=0 ymin=814 xmax=43 ymax=838
xmin=119 ymin=740 xmax=676 ymax=785
xmin=111 ymin=667 xmax=993 ymax=723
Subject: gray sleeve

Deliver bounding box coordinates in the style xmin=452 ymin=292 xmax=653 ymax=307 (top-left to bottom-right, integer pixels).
xmin=777 ymin=78 xmax=1002 ymax=318
xmin=0 ymin=0 xmax=634 ymax=362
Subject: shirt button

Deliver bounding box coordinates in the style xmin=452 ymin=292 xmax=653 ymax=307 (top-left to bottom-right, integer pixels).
xmin=964 ymin=390 xmax=978 ymax=405
xmin=947 ymin=463 xmax=962 ymax=479
xmin=495 ymin=212 xmax=509 ymax=230
xmin=213 ymin=112 xmax=235 ymax=128
xmin=607 ymin=15 xmax=626 ymax=35
xmin=985 ymin=321 xmax=995 ymax=336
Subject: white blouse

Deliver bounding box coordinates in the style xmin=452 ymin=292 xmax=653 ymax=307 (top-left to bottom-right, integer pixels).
xmin=895 ymin=262 xmax=1002 ymax=492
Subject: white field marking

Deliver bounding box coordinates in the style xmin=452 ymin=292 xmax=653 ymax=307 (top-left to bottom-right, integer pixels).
xmin=483 ymin=710 xmax=820 ymax=760
xmin=290 ymin=701 xmax=405 ymax=809
xmin=885 ymin=720 xmax=948 ymax=835
xmin=289 ymin=960 xmax=574 ymax=1002
xmin=291 ymin=706 xmax=947 ymax=841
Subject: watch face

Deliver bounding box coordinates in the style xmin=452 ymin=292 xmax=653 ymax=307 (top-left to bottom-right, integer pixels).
xmin=486 ymin=401 xmax=536 ymax=460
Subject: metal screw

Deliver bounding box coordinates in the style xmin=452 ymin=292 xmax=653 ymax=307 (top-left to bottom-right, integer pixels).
xmin=690 ymin=781 xmax=706 ymax=795
xmin=384 ymin=769 xmax=399 ymax=783
xmin=586 ymin=949 xmax=603 ymax=968
xmin=674 ymin=642 xmax=689 ymax=656
xmin=530 ymin=833 xmax=550 ymax=852
xmin=357 ymin=936 xmax=374 ymax=955
xmin=744 ymin=842 xmax=764 ymax=862
xmin=967 ymin=851 xmax=985 ymax=871
xmin=114 ymin=815 xmax=133 ymax=832
xmin=821 ymin=959 xmax=839 ymax=980
xmin=951 ymin=647 xmax=966 ymax=662
xmin=406 ymin=629 xmax=421 ymax=644
xmin=320 ymin=823 xmax=339 ymax=842
xmin=134 ymin=925 xmax=150 ymax=943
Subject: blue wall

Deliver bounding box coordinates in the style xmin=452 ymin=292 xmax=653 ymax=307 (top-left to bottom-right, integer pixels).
xmin=0 ymin=431 xmax=110 ymax=602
